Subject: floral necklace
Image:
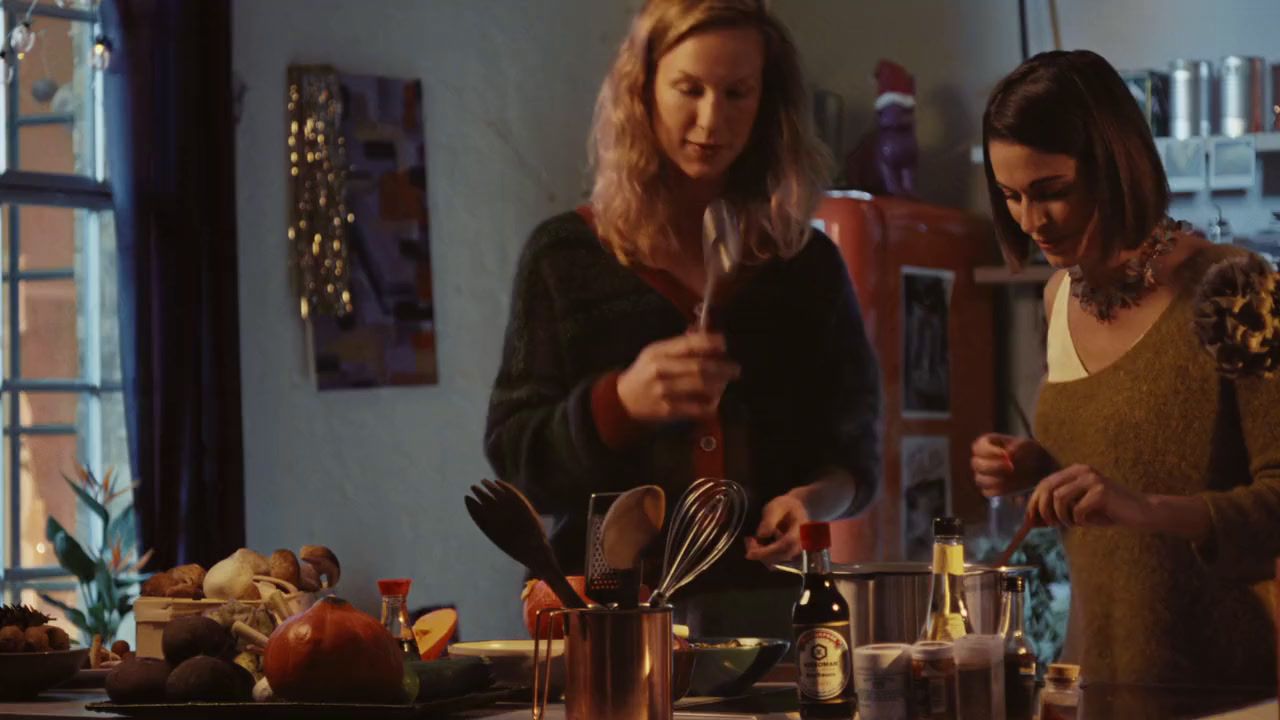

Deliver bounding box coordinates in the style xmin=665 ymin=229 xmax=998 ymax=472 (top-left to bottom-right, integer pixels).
xmin=1068 ymin=217 xmax=1183 ymax=323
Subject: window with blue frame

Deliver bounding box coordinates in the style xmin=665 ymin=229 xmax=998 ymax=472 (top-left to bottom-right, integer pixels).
xmin=0 ymin=0 xmax=131 ymax=629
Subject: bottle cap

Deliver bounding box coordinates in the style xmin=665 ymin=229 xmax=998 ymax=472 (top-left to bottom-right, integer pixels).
xmin=376 ymin=578 xmax=413 ymax=597
xmin=853 ymin=643 xmax=911 ymax=673
xmin=799 ymin=522 xmax=831 ymax=551
xmin=1047 ymin=663 xmax=1081 ymax=682
xmin=1003 ymin=574 xmax=1025 ymax=593
xmin=933 ymin=516 xmax=963 ymax=538
xmin=910 ymin=640 xmax=955 ymax=661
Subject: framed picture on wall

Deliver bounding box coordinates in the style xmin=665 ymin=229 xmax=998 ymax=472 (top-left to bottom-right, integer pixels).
xmin=901 ymin=266 xmax=953 ymax=419
xmin=289 ymin=66 xmax=439 ymax=390
xmin=901 ymin=434 xmax=951 ymax=561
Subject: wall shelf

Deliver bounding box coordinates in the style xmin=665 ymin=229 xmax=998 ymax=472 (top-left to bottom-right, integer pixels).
xmin=970 ymin=131 xmax=1280 ymax=166
xmin=974 ymin=264 xmax=1056 ymax=285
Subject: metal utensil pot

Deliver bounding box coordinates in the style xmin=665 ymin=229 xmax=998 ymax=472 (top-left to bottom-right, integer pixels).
xmin=777 ymin=562 xmax=1028 ymax=646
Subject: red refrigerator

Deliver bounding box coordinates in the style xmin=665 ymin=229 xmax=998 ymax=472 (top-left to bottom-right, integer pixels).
xmin=813 ymin=192 xmax=998 ymax=563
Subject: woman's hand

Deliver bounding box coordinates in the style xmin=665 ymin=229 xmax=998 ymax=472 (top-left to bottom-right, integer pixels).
xmin=970 ymin=433 xmax=1055 ymax=498
xmin=744 ymin=493 xmax=808 ymax=565
xmin=617 ymin=332 xmax=740 ymax=422
xmin=1028 ymin=464 xmax=1151 ymax=529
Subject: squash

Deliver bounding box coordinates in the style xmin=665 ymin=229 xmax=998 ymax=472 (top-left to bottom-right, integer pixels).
xmin=263 ymin=597 xmax=403 ymax=703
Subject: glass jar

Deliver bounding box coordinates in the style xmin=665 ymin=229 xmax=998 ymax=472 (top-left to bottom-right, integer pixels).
xmin=1038 ymin=663 xmax=1081 ymax=720
xmin=853 ymin=643 xmax=911 ymax=720
xmin=910 ymin=640 xmax=958 ymax=720
xmin=377 ymin=577 xmax=420 ymax=661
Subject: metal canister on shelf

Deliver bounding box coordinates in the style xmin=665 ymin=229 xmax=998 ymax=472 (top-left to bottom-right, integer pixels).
xmin=1196 ymin=60 xmax=1214 ymax=136
xmin=1221 ymin=55 xmax=1265 ymax=137
xmin=1169 ymin=59 xmax=1204 ymax=139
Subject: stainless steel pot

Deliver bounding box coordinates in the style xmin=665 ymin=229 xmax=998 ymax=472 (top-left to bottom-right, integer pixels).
xmin=776 ymin=562 xmax=1031 ymax=647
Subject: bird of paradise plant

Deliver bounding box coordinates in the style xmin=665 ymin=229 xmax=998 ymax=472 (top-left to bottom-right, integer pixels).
xmin=39 ymin=463 xmax=151 ymax=644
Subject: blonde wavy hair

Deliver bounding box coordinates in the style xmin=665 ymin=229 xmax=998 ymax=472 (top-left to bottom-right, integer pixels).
xmin=589 ymin=0 xmax=830 ymax=266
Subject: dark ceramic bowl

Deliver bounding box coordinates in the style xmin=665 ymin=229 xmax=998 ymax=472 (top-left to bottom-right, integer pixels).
xmin=0 ymin=647 xmax=90 ymax=699
xmin=678 ymin=637 xmax=790 ymax=698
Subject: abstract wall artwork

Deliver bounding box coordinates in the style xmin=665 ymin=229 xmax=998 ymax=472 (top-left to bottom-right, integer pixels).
xmin=288 ymin=65 xmax=438 ymax=390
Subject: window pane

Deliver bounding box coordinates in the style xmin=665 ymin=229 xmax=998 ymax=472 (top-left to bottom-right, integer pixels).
xmin=97 ymin=211 xmax=121 ymax=383
xmin=1 ymin=205 xmax=76 ymax=272
xmin=18 ymin=432 xmax=80 ymax=568
xmin=14 ymin=278 xmax=81 ymax=379
xmin=16 ymin=585 xmax=80 ymax=641
xmin=13 ymin=14 xmax=98 ymax=178
xmin=16 ymin=0 xmax=96 ymax=10
xmin=101 ymin=391 xmax=128 ymax=490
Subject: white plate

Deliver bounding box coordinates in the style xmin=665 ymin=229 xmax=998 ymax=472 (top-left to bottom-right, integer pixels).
xmin=448 ymin=639 xmax=564 ymax=658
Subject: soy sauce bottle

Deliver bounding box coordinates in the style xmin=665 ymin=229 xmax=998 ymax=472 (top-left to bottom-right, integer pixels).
xmin=792 ymin=522 xmax=854 ymax=718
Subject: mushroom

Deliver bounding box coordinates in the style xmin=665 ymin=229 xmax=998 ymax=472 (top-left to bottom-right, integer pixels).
xmin=268 ymin=550 xmax=300 ymax=588
xmin=296 ymin=562 xmax=320 ymax=593
xmin=205 ymin=551 xmax=265 ymax=601
xmin=299 ymin=545 xmax=340 ymax=589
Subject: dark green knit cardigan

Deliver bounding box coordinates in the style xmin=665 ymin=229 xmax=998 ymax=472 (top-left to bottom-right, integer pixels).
xmin=484 ymin=211 xmax=882 ymax=587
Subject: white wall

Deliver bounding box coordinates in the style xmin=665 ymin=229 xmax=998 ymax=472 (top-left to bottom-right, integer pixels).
xmin=232 ymin=0 xmax=636 ymax=639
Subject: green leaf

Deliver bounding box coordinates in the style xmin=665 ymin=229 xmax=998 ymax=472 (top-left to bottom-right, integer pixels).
xmin=45 ymin=517 xmax=97 ymax=583
xmin=117 ymin=596 xmax=134 ymax=617
xmin=107 ymin=505 xmax=137 ymax=553
xmin=95 ymin=560 xmax=118 ymax=613
xmin=37 ymin=593 xmax=89 ymax=633
xmin=88 ymin=604 xmax=107 ymax=634
xmin=61 ymin=473 xmax=109 ymax=528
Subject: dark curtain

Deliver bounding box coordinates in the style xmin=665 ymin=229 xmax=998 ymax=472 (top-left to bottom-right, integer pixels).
xmin=101 ymin=0 xmax=245 ymax=570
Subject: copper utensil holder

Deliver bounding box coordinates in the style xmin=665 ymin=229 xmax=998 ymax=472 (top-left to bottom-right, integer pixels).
xmin=535 ymin=605 xmax=674 ymax=720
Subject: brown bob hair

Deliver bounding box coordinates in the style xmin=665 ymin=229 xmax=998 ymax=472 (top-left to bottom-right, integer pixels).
xmin=982 ymin=50 xmax=1170 ymax=269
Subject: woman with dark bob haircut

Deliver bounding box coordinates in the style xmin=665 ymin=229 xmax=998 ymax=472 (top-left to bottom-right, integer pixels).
xmin=970 ymin=50 xmax=1280 ymax=689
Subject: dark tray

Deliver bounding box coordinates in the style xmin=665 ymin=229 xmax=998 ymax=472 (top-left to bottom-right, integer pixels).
xmin=85 ymin=687 xmax=515 ymax=719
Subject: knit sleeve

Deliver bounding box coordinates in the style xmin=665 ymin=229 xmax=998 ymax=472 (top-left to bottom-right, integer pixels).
xmin=483 ymin=219 xmax=642 ymax=516
xmin=806 ymin=235 xmax=884 ymax=518
xmin=1197 ymin=373 xmax=1280 ymax=580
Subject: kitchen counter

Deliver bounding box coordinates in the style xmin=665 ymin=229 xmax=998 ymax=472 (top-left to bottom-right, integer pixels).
xmin=2 ymin=683 xmax=1275 ymax=719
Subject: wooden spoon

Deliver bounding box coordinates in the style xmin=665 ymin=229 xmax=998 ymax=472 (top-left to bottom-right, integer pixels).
xmin=601 ymin=485 xmax=666 ymax=570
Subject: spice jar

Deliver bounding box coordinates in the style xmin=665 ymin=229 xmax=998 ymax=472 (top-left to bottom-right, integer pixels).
xmin=910 ymin=640 xmax=958 ymax=720
xmin=1039 ymin=663 xmax=1081 ymax=720
xmin=853 ymin=643 xmax=911 ymax=720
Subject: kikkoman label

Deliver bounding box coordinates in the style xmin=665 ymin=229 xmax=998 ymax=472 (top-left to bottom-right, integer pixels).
xmin=796 ymin=625 xmax=851 ymax=700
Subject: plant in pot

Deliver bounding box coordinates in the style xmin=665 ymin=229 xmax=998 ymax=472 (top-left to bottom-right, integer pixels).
xmin=39 ymin=464 xmax=150 ymax=645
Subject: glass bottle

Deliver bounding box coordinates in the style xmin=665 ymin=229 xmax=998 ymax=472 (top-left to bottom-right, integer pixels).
xmin=1038 ymin=663 xmax=1081 ymax=720
xmin=921 ymin=517 xmax=973 ymax=642
xmin=999 ymin=575 xmax=1037 ymax=720
xmin=377 ymin=577 xmax=421 ymax=661
xmin=792 ymin=522 xmax=854 ymax=719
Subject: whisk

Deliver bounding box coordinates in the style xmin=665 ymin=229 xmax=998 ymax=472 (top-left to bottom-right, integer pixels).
xmin=648 ymin=477 xmax=748 ymax=608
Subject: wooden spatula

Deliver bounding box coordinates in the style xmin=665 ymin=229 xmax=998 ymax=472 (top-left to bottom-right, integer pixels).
xmin=465 ymin=479 xmax=587 ymax=609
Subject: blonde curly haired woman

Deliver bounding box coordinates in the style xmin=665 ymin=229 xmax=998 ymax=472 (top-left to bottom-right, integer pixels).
xmin=486 ymin=0 xmax=882 ymax=637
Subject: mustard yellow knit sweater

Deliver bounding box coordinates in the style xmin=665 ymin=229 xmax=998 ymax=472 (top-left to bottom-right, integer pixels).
xmin=1036 ymin=244 xmax=1279 ymax=687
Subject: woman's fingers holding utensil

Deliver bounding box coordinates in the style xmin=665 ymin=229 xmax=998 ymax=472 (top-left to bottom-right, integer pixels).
xmin=744 ymin=494 xmax=807 ymax=564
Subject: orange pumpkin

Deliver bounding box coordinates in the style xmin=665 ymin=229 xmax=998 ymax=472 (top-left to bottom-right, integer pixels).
xmin=264 ymin=596 xmax=403 ymax=703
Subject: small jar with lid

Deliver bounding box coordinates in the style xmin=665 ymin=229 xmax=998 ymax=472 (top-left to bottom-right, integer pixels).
xmin=1038 ymin=663 xmax=1081 ymax=720
xmin=909 ymin=640 xmax=958 ymax=720
xmin=854 ymin=643 xmax=911 ymax=720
